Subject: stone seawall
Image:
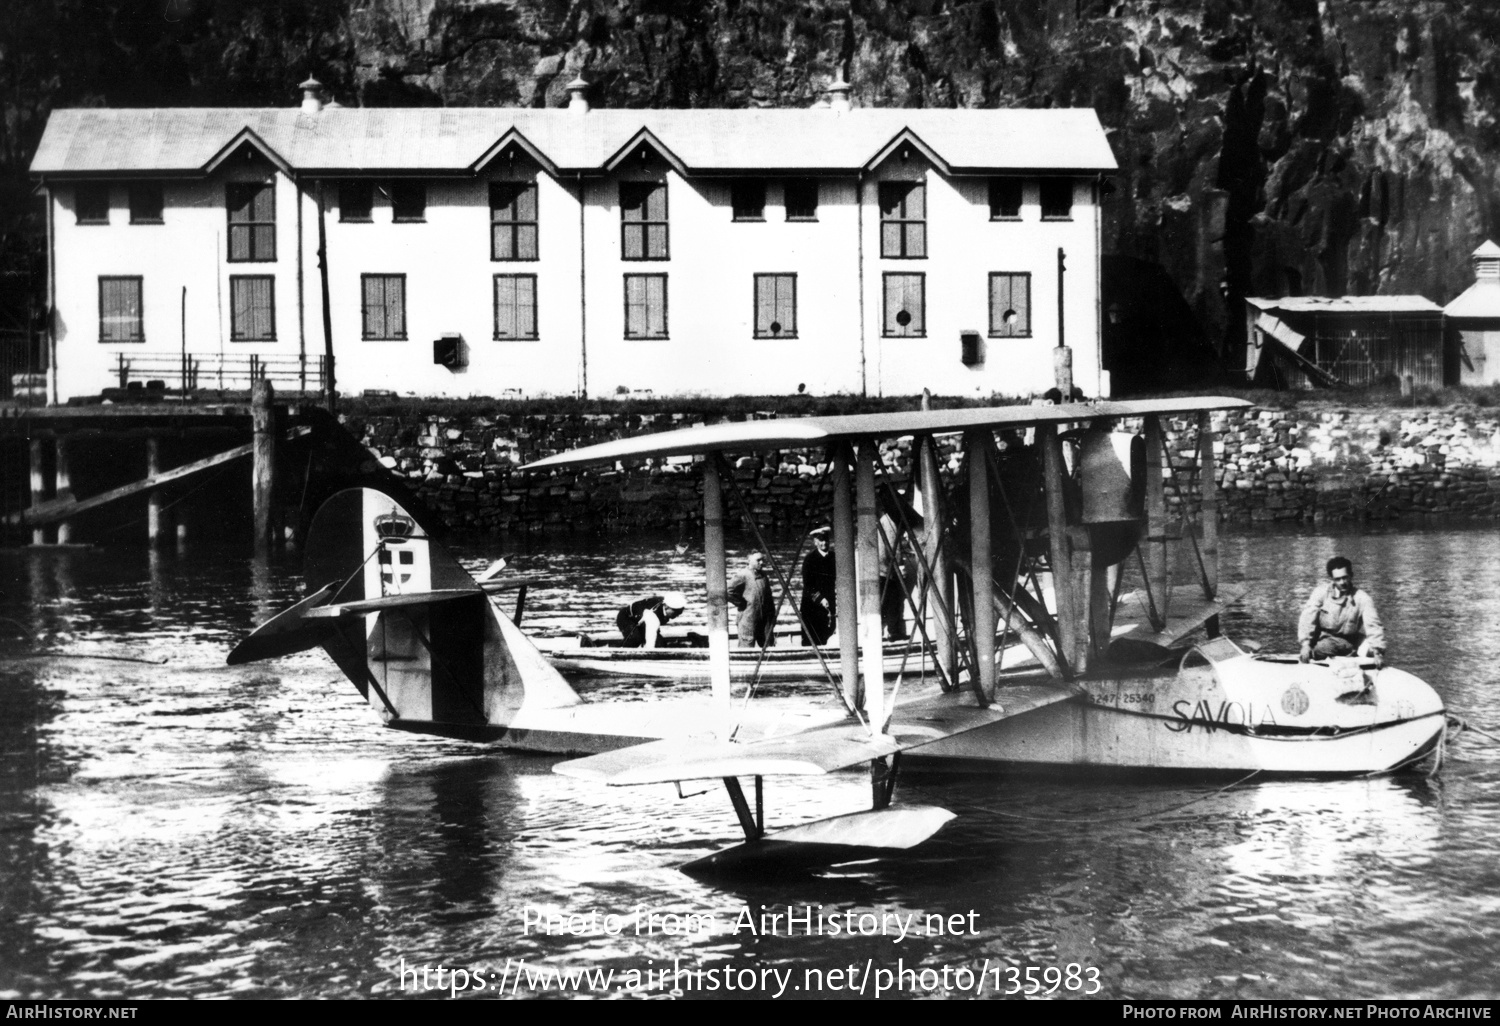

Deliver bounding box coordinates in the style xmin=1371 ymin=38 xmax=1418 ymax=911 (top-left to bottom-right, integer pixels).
xmin=348 ymin=405 xmax=1500 ymax=534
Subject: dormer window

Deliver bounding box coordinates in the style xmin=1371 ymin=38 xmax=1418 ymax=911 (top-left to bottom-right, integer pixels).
xmin=879 ymin=182 xmax=926 ymax=258
xmin=731 ymin=180 xmax=765 ymax=221
xmin=621 ymin=181 xmax=668 ymax=260
xmin=490 ymin=181 xmax=538 ymax=260
xmin=227 ymin=182 xmax=275 ymax=262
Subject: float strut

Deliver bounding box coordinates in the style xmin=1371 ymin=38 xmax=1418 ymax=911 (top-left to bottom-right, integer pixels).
xmin=723 ymin=777 xmax=763 ymax=842
xmin=870 ymin=753 xmax=901 ymax=811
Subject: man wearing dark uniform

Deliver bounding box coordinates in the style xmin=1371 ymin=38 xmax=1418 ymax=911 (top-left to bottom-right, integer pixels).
xmin=799 ymin=526 xmax=836 ymax=645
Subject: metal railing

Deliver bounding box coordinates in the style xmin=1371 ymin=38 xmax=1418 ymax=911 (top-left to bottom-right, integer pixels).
xmin=114 ymin=352 xmax=327 ymax=394
xmin=0 ymin=331 xmax=46 ymax=404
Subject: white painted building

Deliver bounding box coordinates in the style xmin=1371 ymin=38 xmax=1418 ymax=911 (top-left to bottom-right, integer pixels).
xmin=30 ymin=81 xmax=1116 ymax=402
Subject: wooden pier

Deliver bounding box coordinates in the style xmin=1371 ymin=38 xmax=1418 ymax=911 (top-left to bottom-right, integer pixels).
xmin=0 ymin=384 xmax=421 ymax=551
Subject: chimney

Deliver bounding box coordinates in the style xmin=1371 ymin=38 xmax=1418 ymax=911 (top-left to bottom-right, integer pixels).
xmin=299 ymin=76 xmax=325 ymax=114
xmin=826 ymin=74 xmax=852 ymax=112
xmin=1473 ymin=240 xmax=1500 ymax=282
xmin=566 ymin=76 xmax=590 ymax=113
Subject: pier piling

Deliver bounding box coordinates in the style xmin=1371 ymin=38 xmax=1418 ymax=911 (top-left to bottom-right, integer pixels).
xmin=29 ymin=439 xmax=45 ymax=545
xmin=146 ymin=437 xmax=164 ymax=545
xmin=252 ymin=381 xmax=276 ymax=556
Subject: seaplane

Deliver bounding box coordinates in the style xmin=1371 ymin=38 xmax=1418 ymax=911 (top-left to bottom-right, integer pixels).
xmin=227 ymin=396 xmax=1448 ymax=872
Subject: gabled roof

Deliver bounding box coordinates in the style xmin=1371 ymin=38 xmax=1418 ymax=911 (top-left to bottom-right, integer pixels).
xmin=863 ymin=128 xmax=950 ymax=175
xmin=468 ymin=129 xmax=561 ymax=178
xmin=601 ymin=127 xmax=689 ymax=177
xmin=30 ymin=107 xmax=1117 ymax=178
xmin=202 ymin=127 xmax=293 ymax=176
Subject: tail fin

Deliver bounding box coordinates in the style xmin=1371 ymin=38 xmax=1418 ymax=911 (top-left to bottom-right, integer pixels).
xmin=229 ymin=488 xmax=582 ymax=736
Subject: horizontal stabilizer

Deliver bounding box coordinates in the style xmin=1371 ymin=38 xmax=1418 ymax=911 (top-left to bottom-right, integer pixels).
xmin=554 ymin=685 xmax=1073 ymax=785
xmin=302 ymin=588 xmax=481 ymax=618
xmin=226 ymin=583 xmax=340 ymax=665
xmin=682 ymin=805 xmax=955 ymax=874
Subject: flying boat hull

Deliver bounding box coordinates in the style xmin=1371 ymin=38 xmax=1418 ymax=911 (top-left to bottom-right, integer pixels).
xmin=912 ymin=639 xmax=1447 ymax=776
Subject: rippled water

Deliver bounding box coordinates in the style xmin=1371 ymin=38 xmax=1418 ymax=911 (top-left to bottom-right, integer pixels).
xmin=3 ymin=526 xmax=1500 ymax=1000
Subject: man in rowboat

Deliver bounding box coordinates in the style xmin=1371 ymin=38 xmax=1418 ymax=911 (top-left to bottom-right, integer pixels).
xmin=1298 ymin=556 xmax=1385 ymax=667
xmin=616 ymin=591 xmax=687 ymax=648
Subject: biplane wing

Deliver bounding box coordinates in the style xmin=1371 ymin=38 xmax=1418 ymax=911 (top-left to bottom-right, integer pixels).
xmin=521 ymin=397 xmax=1252 ymax=470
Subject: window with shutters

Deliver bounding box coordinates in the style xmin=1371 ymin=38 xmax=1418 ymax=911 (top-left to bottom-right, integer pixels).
xmin=129 ymin=183 xmax=164 ymax=224
xmin=230 ymin=276 xmax=276 ymax=341
xmin=362 ymin=274 xmax=407 ymax=340
xmin=620 ymin=182 xmax=668 ymax=260
xmin=227 ymin=182 xmax=275 ymax=262
xmin=624 ymin=274 xmax=667 ymax=339
xmin=882 ymin=273 xmax=925 ymax=337
xmin=340 ymin=181 xmax=374 ymax=222
xmin=988 ymin=272 xmax=1031 ymax=338
xmin=1040 ymin=177 xmax=1073 ymax=220
xmin=989 ymin=179 xmax=1022 ymax=220
xmin=99 ymin=277 xmax=144 ymax=343
xmin=879 ymin=182 xmax=926 ymax=258
xmin=490 ymin=182 xmax=539 ymax=260
xmin=76 ymin=185 xmax=109 ymax=225
xmin=784 ymin=179 xmax=818 ymax=221
xmin=493 ymin=274 xmax=538 ymax=340
xmin=753 ymin=274 xmax=796 ymax=339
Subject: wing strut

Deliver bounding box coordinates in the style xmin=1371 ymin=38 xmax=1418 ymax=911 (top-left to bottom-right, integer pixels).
xmin=702 ymin=454 xmax=732 ymax=727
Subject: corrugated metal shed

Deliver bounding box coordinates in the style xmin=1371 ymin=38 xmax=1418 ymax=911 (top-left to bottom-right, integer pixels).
xmin=30 ymin=107 xmax=1117 ymax=177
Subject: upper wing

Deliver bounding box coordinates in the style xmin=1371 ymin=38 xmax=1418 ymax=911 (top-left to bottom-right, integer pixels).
xmin=554 ymin=684 xmax=1072 ymax=785
xmin=523 ymin=397 xmax=1253 ymax=471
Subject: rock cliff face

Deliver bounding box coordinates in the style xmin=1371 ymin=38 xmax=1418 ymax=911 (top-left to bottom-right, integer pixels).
xmin=339 ymin=0 xmax=1500 ymax=375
